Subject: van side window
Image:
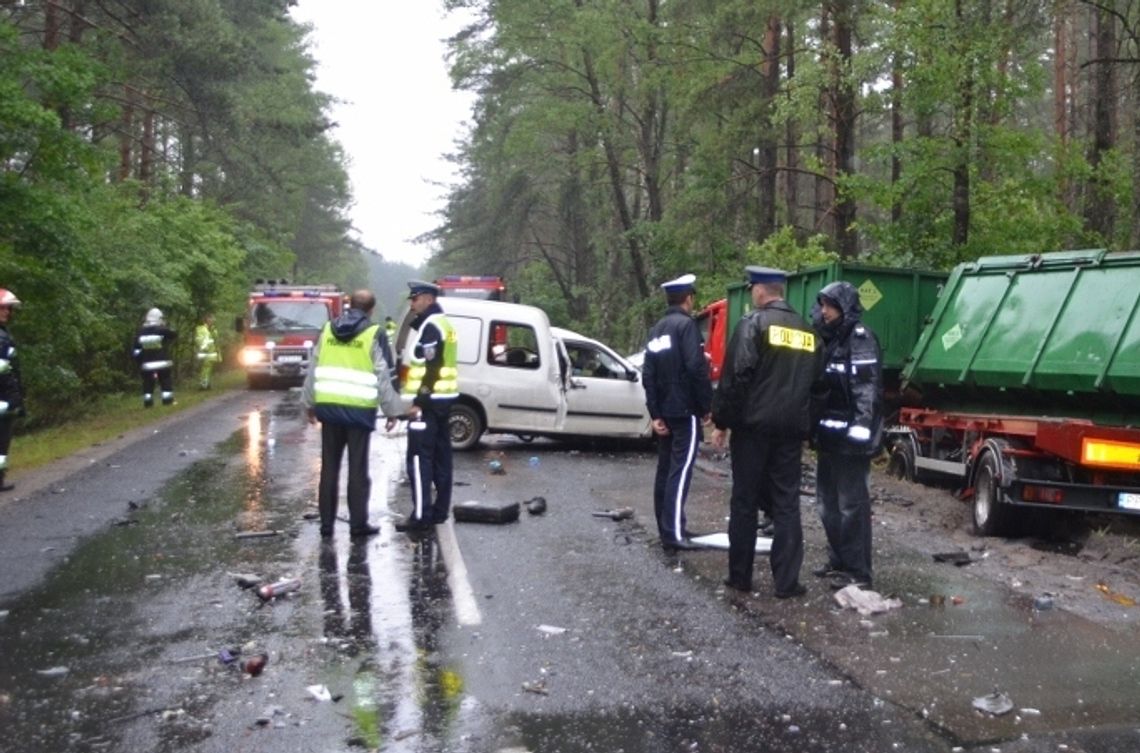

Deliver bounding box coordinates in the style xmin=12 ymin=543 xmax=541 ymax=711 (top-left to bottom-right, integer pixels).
xmin=488 ymin=321 xmax=540 ymax=370
xmin=566 ymin=343 xmax=624 ymax=379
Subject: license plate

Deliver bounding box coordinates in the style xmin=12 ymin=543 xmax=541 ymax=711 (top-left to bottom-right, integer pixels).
xmin=1118 ymin=492 xmax=1140 ymax=511
xmin=276 ymin=355 xmax=303 ymax=364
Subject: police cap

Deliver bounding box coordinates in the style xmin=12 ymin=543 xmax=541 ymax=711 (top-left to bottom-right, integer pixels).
xmin=407 ymin=280 xmax=441 ymax=299
xmin=660 ymin=273 xmax=697 ymax=295
xmin=745 ymin=266 xmax=788 ymax=286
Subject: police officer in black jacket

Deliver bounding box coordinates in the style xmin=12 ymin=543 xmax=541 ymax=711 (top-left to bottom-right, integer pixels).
xmin=642 ymin=274 xmax=713 ymax=551
xmin=810 ymin=281 xmax=883 ymax=591
xmin=711 ymin=267 xmax=822 ymax=597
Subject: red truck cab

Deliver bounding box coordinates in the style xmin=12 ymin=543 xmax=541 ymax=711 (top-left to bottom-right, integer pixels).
xmin=236 ymin=281 xmax=347 ymax=388
xmin=696 ymin=298 xmax=727 ymax=383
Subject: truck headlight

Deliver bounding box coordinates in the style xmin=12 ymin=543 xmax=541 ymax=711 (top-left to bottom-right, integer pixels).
xmin=241 ymin=348 xmax=266 ymax=366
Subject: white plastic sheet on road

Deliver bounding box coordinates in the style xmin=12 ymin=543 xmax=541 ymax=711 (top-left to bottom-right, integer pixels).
xmin=689 ymin=533 xmax=772 ymax=553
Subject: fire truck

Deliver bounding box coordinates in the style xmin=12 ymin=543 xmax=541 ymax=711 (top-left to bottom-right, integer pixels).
xmin=434 ymin=275 xmax=507 ymax=301
xmin=236 ymin=281 xmax=347 ymax=388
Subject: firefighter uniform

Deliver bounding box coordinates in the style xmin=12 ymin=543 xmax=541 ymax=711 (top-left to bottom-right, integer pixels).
xmin=400 ymin=281 xmax=459 ymax=530
xmin=712 ymin=267 xmax=822 ymax=596
xmin=131 ymin=308 xmax=177 ymax=407
xmin=0 ymin=288 xmax=26 ymax=492
xmin=302 ymin=298 xmax=403 ymax=538
xmin=642 ymin=273 xmax=713 ymax=549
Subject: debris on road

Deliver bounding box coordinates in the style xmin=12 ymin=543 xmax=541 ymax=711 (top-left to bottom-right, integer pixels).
xmin=488 ymin=459 xmax=505 ymax=475
xmin=591 ymin=507 xmax=634 ymax=521
xmin=241 ymin=653 xmax=269 ymax=677
xmin=453 ymin=500 xmax=520 ymax=524
xmin=229 ymin=572 xmax=263 ymax=589
xmin=833 ymin=585 xmax=903 ymax=616
xmin=257 ymin=578 xmax=301 ymax=601
xmin=932 ymin=551 xmax=974 ymax=566
xmin=1033 ymin=595 xmax=1055 ymax=611
xmin=972 ymin=690 xmax=1014 ymax=716
xmin=525 ymin=496 xmax=547 ymax=515
xmin=522 ymin=679 xmax=549 ymax=696
xmin=536 ymin=624 xmax=567 ymax=636
xmin=1094 ymin=581 xmax=1136 ymax=606
xmin=172 ymin=648 xmax=240 ymax=665
xmin=306 ymin=684 xmax=333 ymax=702
xmin=36 ymin=666 xmax=69 ymax=677
xmin=235 ymin=530 xmax=283 ymax=539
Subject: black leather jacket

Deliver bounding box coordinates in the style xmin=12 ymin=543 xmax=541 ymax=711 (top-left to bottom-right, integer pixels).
xmin=811 ymin=282 xmax=884 ymax=456
xmin=711 ymin=300 xmax=821 ymax=438
xmin=642 ymin=306 xmax=713 ymax=419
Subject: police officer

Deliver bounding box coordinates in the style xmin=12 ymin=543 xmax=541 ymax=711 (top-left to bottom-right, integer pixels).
xmin=710 ymin=267 xmax=821 ymax=598
xmin=810 ymin=280 xmax=884 ymax=591
xmin=302 ymin=289 xmax=403 ymax=538
xmin=131 ymin=308 xmax=177 ymax=407
xmin=397 ymin=280 xmax=459 ymax=532
xmin=642 ymin=273 xmax=713 ymax=551
xmin=0 ymin=288 xmax=26 ymax=492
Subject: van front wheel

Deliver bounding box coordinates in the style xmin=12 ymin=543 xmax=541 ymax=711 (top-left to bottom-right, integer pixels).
xmin=449 ymin=403 xmax=484 ymax=451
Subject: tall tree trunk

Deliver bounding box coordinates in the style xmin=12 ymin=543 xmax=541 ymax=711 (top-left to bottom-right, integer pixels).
xmin=640 ymin=0 xmax=667 ymax=226
xmin=1132 ymin=70 xmax=1140 ymax=248
xmin=1052 ymin=0 xmax=1069 ymax=144
xmin=815 ymin=7 xmax=834 ymax=238
xmin=1085 ymin=1 xmax=1116 ymax=240
xmin=951 ymin=0 xmax=973 ymax=248
xmin=140 ymin=107 xmax=155 ymax=185
xmin=890 ymin=1 xmax=903 ymax=224
xmin=830 ymin=1 xmax=857 ymax=258
xmin=44 ymin=0 xmax=61 ymax=50
xmin=784 ymin=21 xmax=798 ymax=230
xmin=757 ymin=15 xmax=781 ymax=241
xmin=118 ymin=86 xmax=134 ymax=182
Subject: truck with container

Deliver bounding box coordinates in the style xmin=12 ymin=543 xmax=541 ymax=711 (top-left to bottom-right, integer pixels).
xmin=884 ymin=250 xmax=1140 ymax=535
xmin=235 ymin=281 xmax=347 ymax=388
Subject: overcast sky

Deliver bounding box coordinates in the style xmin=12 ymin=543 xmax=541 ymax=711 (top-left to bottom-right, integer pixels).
xmin=289 ymin=2 xmax=475 ymax=268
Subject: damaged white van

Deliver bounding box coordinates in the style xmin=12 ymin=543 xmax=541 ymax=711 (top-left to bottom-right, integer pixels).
xmin=397 ymin=297 xmax=651 ymax=450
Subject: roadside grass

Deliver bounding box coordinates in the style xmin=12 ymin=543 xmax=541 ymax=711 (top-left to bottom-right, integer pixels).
xmin=11 ymin=369 xmax=246 ymax=475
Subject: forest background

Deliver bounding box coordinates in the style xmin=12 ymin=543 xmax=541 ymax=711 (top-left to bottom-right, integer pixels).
xmin=2 ymin=0 xmax=1138 ymax=426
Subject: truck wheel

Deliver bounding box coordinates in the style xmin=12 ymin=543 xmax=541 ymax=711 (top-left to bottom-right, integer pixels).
xmin=449 ymin=403 xmax=484 ymax=451
xmin=972 ymin=451 xmax=1013 ymax=537
xmin=887 ymin=442 xmax=916 ymax=481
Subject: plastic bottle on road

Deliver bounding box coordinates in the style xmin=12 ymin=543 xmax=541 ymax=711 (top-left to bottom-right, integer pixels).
xmin=257 ymin=577 xmax=301 ymax=601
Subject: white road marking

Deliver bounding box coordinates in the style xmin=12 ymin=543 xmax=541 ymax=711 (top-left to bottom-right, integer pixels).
xmin=435 ymin=518 xmax=483 ymax=626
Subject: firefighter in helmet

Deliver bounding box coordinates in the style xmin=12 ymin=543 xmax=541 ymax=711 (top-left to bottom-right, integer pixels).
xmin=0 ymin=288 xmax=26 ymax=492
xmin=131 ymin=308 xmax=178 ymax=407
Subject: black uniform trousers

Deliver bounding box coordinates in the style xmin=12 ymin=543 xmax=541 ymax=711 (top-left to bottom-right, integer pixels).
xmin=653 ymin=414 xmax=700 ymax=544
xmin=141 ymin=367 xmax=174 ymax=406
xmin=406 ymin=400 xmax=453 ymax=524
xmin=318 ymin=421 xmax=373 ymax=533
xmin=0 ymin=414 xmax=13 ymax=483
xmin=816 ymin=452 xmax=873 ymax=584
xmin=727 ymin=427 xmax=804 ymax=594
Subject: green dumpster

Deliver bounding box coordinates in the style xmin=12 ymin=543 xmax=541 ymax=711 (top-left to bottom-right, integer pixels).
xmin=902 ymin=249 xmax=1140 ymax=420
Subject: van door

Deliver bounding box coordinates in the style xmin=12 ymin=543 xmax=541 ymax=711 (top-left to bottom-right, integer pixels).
xmin=558 ymin=336 xmax=649 ymax=437
xmin=478 ymin=317 xmax=564 ymax=433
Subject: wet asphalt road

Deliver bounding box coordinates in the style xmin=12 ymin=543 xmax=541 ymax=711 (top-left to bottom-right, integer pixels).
xmin=0 ymin=389 xmax=1136 ymax=752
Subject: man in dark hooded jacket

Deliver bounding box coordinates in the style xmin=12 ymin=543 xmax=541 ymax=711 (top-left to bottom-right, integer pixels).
xmin=810 ymin=281 xmax=884 ymax=591
xmin=303 ymin=289 xmax=403 ymax=539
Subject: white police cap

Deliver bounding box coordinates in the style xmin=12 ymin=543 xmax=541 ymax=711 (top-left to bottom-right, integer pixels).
xmin=660 ymin=273 xmax=697 ymax=295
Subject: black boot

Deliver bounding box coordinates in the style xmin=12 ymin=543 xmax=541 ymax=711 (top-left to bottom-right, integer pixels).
xmin=0 ymin=472 xmax=13 ymax=492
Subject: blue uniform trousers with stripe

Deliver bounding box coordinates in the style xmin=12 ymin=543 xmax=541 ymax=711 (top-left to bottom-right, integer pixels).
xmin=653 ymin=414 xmax=700 ymax=545
xmin=406 ymin=401 xmax=453 ymax=523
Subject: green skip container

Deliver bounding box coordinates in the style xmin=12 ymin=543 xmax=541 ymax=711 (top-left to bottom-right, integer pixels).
xmin=901 ymin=249 xmax=1140 ymax=421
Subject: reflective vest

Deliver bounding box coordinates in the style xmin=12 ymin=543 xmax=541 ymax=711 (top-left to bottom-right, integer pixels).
xmin=402 ymin=313 xmax=459 ymax=399
xmin=194 ymin=323 xmax=220 ymax=362
xmin=313 ymin=323 xmax=381 ymax=409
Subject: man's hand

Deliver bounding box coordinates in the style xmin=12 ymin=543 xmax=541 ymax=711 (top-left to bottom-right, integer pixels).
xmin=710 ymin=427 xmax=728 ymax=450
xmin=306 ymin=407 xmax=318 ymax=425
xmin=651 ymin=418 xmax=669 ymax=437
xmin=385 ymin=417 xmax=398 ymax=432
xmin=407 ymin=405 xmax=422 ymax=420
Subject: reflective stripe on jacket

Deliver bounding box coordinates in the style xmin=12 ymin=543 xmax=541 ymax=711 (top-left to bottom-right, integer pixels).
xmin=314 ymin=323 xmax=381 ymax=409
xmin=402 ymin=313 xmax=459 ymax=400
